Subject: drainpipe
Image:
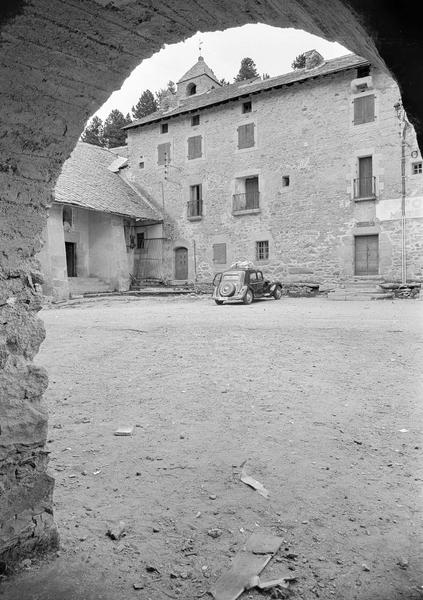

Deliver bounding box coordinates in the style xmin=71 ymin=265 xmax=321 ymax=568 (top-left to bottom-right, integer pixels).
xmin=394 ymin=102 xmax=408 ymax=284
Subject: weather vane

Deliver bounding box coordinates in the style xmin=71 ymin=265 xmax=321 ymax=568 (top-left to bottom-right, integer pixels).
xmin=199 ymin=39 xmax=203 ymax=57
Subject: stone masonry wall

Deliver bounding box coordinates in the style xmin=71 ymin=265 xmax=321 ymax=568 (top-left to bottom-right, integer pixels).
xmin=127 ymin=67 xmax=423 ymax=284
xmin=1 ymin=0 xmax=423 ymax=566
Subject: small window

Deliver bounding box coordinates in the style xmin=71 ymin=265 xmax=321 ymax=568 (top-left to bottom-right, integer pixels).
xmin=188 ymin=135 xmax=202 ymax=159
xmin=139 ymin=161 xmax=144 ymax=169
xmin=191 ymin=115 xmax=200 ymax=126
xmin=282 ymin=175 xmax=290 ymax=187
xmin=63 ymin=206 xmax=73 ymax=227
xmin=136 ymin=232 xmax=145 ymax=249
xmin=187 ymin=83 xmax=197 ymax=96
xmin=242 ymin=101 xmax=252 ymax=113
xmin=160 ymin=123 xmax=168 ymax=134
xmin=353 ymin=95 xmax=375 ymax=125
xmin=356 ymin=65 xmax=370 ymax=78
xmin=157 ymin=142 xmax=171 ymax=165
xmin=237 ymin=123 xmax=255 ymax=149
xmin=412 ymin=162 xmax=423 ymax=175
xmin=213 ymin=243 xmax=227 ymax=265
xmin=256 ymin=240 xmax=269 ymax=261
xmin=188 ymin=184 xmax=203 ymax=218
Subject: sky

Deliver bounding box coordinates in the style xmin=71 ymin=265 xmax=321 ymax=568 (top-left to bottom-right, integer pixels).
xmin=94 ymin=24 xmax=349 ymax=121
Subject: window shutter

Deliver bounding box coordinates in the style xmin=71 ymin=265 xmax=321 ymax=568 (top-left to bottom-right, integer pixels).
xmin=238 ymin=123 xmax=255 ymax=149
xmin=190 ymin=184 xmax=202 ymax=201
xmin=213 ymin=243 xmax=227 ymax=264
xmin=188 ymin=135 xmax=202 ymax=159
xmin=158 ymin=142 xmax=171 ymax=165
xmin=354 ymin=96 xmax=374 ymax=125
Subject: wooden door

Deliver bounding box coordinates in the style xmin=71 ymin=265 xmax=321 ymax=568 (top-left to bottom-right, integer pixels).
xmin=358 ymin=156 xmax=373 ymax=198
xmin=174 ymin=247 xmax=188 ymax=280
xmin=355 ymin=235 xmax=378 ymax=275
xmin=245 ymin=177 xmax=259 ymax=209
xmin=65 ymin=242 xmax=77 ymax=277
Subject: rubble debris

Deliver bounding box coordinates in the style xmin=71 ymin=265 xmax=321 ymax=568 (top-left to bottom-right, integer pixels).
xmin=210 ymin=531 xmax=282 ymax=600
xmin=397 ymin=557 xmax=409 ymax=569
xmin=114 ymin=426 xmax=134 ymax=436
xmin=146 ymin=564 xmax=160 ymax=573
xmin=208 ymin=528 xmax=223 ymax=538
xmin=248 ymin=574 xmax=296 ymax=590
xmin=240 ymin=469 xmax=269 ymax=499
xmin=106 ymin=520 xmax=126 ymax=540
xmin=362 ymin=563 xmax=370 ymax=571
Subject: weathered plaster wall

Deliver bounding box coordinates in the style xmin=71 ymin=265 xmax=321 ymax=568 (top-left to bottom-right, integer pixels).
xmin=89 ymin=213 xmax=129 ymax=290
xmin=1 ymin=0 xmax=423 ymax=565
xmin=38 ymin=205 xmax=69 ymax=301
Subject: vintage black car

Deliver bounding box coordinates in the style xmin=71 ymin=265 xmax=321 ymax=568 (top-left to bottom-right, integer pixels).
xmin=212 ymin=267 xmax=282 ymax=305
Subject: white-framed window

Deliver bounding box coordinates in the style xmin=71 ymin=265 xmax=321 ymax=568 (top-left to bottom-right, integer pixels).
xmin=412 ymin=161 xmax=422 ymax=175
xmin=256 ymin=240 xmax=269 ymax=261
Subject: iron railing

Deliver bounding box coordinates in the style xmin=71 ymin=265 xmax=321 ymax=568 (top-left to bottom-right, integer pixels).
xmin=353 ymin=176 xmax=376 ymax=199
xmin=232 ymin=191 xmax=260 ymax=213
xmin=187 ymin=199 xmax=203 ymax=218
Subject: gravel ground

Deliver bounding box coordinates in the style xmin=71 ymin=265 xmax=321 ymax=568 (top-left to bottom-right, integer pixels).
xmin=7 ymin=295 xmax=423 ymax=600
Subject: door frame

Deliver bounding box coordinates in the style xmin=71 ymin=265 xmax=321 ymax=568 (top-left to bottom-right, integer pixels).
xmin=354 ymin=234 xmax=379 ymax=276
xmin=174 ymin=246 xmax=188 ymax=281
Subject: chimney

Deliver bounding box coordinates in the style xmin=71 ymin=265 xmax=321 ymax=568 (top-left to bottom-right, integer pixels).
xmin=303 ymin=49 xmax=324 ymax=70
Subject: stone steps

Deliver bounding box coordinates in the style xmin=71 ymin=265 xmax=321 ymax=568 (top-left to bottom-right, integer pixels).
xmin=327 ymin=278 xmax=394 ymax=300
xmin=68 ymin=277 xmax=111 ymax=296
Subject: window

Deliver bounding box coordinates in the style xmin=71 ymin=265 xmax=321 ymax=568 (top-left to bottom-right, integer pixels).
xmin=242 ymin=100 xmax=252 ymax=113
xmin=160 ymin=123 xmax=168 ymax=134
xmin=412 ymin=162 xmax=422 ymax=175
xmin=256 ymin=240 xmax=269 ymax=261
xmin=187 ymin=135 xmax=202 ymax=159
xmin=187 ymin=83 xmax=197 ymax=96
xmin=136 ymin=232 xmax=145 ymax=249
xmin=191 ymin=114 xmax=200 ymax=126
xmin=356 ymin=65 xmax=370 ymax=78
xmin=237 ymin=123 xmax=255 ymax=149
xmin=63 ymin=206 xmax=73 ymax=227
xmin=157 ymin=142 xmax=171 ymax=165
xmin=353 ymin=95 xmax=375 ymax=125
xmin=188 ymin=184 xmax=202 ymax=218
xmin=213 ymin=243 xmax=227 ymax=264
xmin=354 ymin=156 xmax=375 ymax=199
xmin=282 ymin=175 xmax=290 ymax=187
xmin=232 ymin=175 xmax=260 ymax=213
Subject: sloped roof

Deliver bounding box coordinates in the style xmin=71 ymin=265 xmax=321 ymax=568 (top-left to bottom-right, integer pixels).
xmin=177 ymin=55 xmax=220 ymax=84
xmin=125 ymin=53 xmax=368 ymax=130
xmin=108 ymin=145 xmax=128 ymax=157
xmin=54 ymin=142 xmax=161 ymax=221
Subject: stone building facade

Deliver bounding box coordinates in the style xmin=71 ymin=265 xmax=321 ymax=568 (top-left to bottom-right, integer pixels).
xmin=125 ymin=53 xmax=423 ymax=285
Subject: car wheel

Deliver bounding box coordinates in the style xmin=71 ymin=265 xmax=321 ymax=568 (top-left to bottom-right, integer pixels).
xmin=214 ymin=299 xmax=224 ymax=305
xmin=242 ymin=288 xmax=254 ymax=305
xmin=273 ymin=285 xmax=282 ymax=300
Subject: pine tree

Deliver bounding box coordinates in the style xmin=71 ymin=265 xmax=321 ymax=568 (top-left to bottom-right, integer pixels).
xmin=102 ymin=109 xmax=128 ymax=148
xmin=81 ymin=116 xmax=104 ymax=147
xmin=234 ymin=58 xmax=259 ymax=82
xmin=132 ymin=90 xmax=158 ymax=120
xmin=291 ymin=53 xmax=306 ymax=70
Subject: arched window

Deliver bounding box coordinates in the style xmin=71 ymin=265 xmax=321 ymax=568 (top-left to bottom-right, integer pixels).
xmin=187 ymin=83 xmax=197 ymax=96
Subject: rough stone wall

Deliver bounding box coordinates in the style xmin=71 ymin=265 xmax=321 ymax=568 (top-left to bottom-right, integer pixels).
xmin=1 ymin=0 xmax=423 ymax=565
xmin=127 ymin=66 xmax=423 ymax=284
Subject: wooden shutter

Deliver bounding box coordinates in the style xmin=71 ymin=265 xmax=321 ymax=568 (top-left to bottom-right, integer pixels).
xmin=157 ymin=142 xmax=171 ymax=165
xmin=354 ymin=95 xmax=374 ymax=125
xmin=213 ymin=243 xmax=227 ymax=264
xmin=188 ymin=135 xmax=202 ymax=159
xmin=238 ymin=123 xmax=255 ymax=148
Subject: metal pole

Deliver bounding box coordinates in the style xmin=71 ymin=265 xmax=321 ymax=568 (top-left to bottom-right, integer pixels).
xmin=400 ymin=115 xmax=407 ymax=285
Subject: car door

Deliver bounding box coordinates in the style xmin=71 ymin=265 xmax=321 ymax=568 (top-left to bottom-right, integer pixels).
xmin=248 ymin=270 xmax=259 ymax=296
xmin=255 ymin=271 xmax=265 ymax=296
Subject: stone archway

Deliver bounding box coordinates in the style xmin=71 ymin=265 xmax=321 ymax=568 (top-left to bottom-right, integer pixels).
xmin=1 ymin=0 xmax=423 ymax=564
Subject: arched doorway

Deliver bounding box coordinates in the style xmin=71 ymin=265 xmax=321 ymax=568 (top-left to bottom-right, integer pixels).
xmin=174 ymin=247 xmax=188 ymax=280
xmin=1 ymin=0 xmax=423 ymax=572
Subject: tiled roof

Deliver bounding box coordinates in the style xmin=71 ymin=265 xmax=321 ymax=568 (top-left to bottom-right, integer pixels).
xmin=54 ymin=142 xmax=161 ymax=221
xmin=125 ymin=53 xmax=368 ymax=130
xmin=109 ymin=145 xmax=128 ymax=157
xmin=177 ymin=56 xmax=220 ymax=84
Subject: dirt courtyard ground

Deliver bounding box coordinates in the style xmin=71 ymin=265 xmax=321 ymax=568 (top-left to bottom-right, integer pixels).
xmin=4 ymin=295 xmax=423 ymax=600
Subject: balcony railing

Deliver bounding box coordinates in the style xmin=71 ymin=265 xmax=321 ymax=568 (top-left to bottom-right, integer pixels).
xmin=187 ymin=199 xmax=203 ymax=219
xmin=353 ymin=176 xmax=376 ymax=200
xmin=232 ymin=191 xmax=260 ymax=213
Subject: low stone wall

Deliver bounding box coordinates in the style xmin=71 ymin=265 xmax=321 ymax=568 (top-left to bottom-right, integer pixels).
xmin=379 ymin=282 xmax=422 ymax=298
